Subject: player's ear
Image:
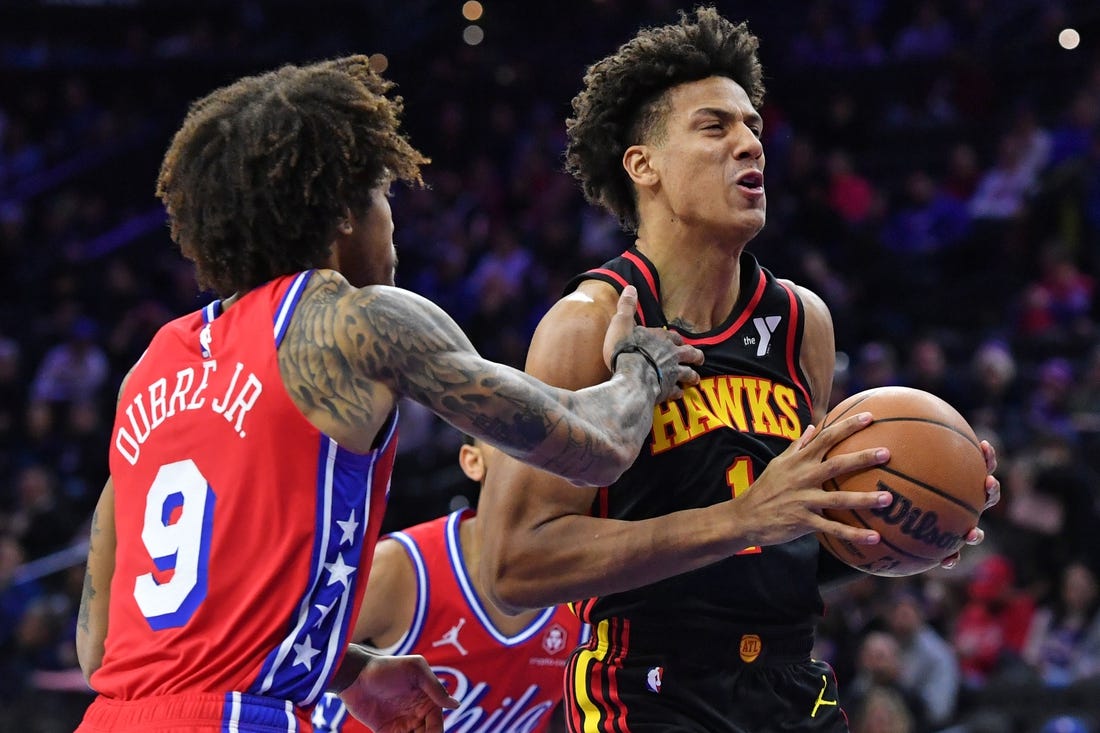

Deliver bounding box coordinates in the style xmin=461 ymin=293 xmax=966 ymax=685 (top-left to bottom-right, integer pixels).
xmin=458 ymin=443 xmax=486 ymax=483
xmin=325 ymin=207 xmax=358 ymax=271
xmin=336 ymin=207 xmax=354 ymax=235
xmin=623 ymin=144 xmax=658 ymax=188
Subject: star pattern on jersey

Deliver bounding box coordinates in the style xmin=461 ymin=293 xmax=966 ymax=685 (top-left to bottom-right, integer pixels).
xmin=292 ymin=635 xmax=322 ymax=670
xmin=325 ymin=553 xmax=356 ymax=587
xmin=336 ymin=510 xmax=359 ymax=547
xmin=313 ymin=598 xmax=337 ymax=626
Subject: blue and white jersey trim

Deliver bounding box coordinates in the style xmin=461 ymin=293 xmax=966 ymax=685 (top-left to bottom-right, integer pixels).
xmin=386 ymin=530 xmax=430 ymax=656
xmin=446 ymin=510 xmax=555 ymax=646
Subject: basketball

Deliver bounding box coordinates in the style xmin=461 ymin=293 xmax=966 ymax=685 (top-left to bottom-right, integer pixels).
xmin=816 ymin=386 xmax=987 ymax=577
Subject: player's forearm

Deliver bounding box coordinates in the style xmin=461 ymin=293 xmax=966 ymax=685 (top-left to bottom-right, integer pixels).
xmin=420 ymin=353 xmax=662 ymax=488
xmin=537 ymin=355 xmax=662 ymax=486
xmin=76 ymin=579 xmax=107 ymax=683
xmin=77 ymin=482 xmax=115 ymax=685
xmin=485 ymin=504 xmax=741 ymax=612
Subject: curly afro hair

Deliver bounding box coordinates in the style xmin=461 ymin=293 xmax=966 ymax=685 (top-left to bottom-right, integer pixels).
xmin=156 ymin=55 xmax=428 ymax=297
xmin=565 ymin=7 xmax=764 ymax=233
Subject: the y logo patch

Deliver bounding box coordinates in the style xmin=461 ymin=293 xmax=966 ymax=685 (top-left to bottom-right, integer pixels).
xmin=752 ymin=316 xmax=782 ymax=357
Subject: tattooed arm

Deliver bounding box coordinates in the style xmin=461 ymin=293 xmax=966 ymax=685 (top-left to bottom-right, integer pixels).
xmin=281 ymin=271 xmax=702 ymax=487
xmin=77 ymin=477 xmax=115 ymax=685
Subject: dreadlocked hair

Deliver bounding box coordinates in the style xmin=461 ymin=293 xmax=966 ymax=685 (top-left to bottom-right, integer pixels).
xmin=156 ymin=55 xmax=428 ymax=297
xmin=565 ymin=6 xmax=764 ymax=233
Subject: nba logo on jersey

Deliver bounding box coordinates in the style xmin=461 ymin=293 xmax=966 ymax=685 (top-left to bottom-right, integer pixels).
xmin=199 ymin=323 xmax=213 ymax=358
xmin=542 ymin=624 xmax=568 ymax=655
xmin=646 ymin=666 xmax=663 ymax=693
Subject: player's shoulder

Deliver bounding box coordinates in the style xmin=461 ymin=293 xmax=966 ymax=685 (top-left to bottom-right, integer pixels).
xmin=776 ymin=278 xmax=831 ymax=323
xmin=538 ymin=278 xmax=619 ymax=334
xmin=364 ymin=533 xmax=419 ymax=598
xmin=528 ymin=279 xmax=618 ymax=387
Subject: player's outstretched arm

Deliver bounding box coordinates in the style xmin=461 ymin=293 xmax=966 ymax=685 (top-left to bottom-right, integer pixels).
xmin=77 ymin=477 xmax=116 ymax=684
xmin=316 ymin=277 xmax=701 ymax=487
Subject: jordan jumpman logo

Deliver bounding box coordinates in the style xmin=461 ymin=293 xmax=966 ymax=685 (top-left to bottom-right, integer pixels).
xmin=432 ymin=618 xmax=469 ymax=656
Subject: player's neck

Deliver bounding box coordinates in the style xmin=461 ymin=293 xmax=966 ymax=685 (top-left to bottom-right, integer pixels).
xmin=634 ymin=236 xmax=744 ymax=333
xmin=462 ymin=518 xmax=543 ymax=634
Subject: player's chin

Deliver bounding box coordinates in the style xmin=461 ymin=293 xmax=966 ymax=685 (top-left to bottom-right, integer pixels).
xmin=742 ymin=207 xmax=766 ymax=234
xmin=724 ymin=210 xmax=765 ymax=241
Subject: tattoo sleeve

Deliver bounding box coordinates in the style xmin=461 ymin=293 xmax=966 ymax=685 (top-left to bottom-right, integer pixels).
xmin=283 ymin=273 xmax=658 ymax=485
xmin=78 ymin=506 xmax=102 ymax=635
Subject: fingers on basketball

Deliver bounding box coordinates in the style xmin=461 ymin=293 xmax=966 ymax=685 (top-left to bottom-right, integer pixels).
xmin=816 ymin=387 xmax=987 ymax=578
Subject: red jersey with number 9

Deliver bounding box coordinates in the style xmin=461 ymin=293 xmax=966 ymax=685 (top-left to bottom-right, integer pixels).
xmin=91 ymin=272 xmax=395 ymax=716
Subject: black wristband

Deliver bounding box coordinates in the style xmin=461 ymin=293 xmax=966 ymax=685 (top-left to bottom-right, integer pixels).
xmin=610 ymin=343 xmax=663 ymax=389
xmin=327 ymin=644 xmax=377 ymax=694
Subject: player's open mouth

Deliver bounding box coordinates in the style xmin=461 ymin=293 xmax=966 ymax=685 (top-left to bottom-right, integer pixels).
xmin=735 ymin=170 xmax=764 ymax=191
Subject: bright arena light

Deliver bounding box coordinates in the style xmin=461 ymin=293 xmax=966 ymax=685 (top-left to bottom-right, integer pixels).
xmin=368 ymin=53 xmax=389 ymax=73
xmin=463 ymin=24 xmax=485 ymax=46
xmin=1059 ymin=27 xmax=1081 ymax=50
xmin=462 ymin=1 xmax=484 ymax=22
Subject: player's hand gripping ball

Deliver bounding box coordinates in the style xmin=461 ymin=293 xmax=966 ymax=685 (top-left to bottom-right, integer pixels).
xmin=817 ymin=386 xmax=987 ymax=577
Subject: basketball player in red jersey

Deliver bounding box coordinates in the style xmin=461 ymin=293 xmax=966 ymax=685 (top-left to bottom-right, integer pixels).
xmin=477 ymin=9 xmax=1000 ymax=732
xmin=73 ymin=56 xmax=703 ymax=733
xmin=312 ymin=438 xmax=582 ymax=733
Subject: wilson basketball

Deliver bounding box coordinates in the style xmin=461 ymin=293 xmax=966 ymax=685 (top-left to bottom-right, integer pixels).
xmin=816 ymin=386 xmax=987 ymax=577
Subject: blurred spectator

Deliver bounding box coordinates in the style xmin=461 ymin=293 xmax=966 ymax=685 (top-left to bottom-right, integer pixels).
xmin=0 ymin=533 xmax=43 ymax=700
xmin=968 ymin=131 xmax=1040 ymax=222
xmin=1000 ymin=434 xmax=1100 ymax=597
xmin=5 ymin=464 xmax=82 ymax=561
xmin=9 ymin=401 xmax=62 ymax=475
xmin=952 ymin=554 xmax=1036 ymax=689
xmin=1069 ymin=344 xmax=1100 ymax=474
xmin=0 ymin=335 xmax=24 ymax=479
xmin=901 ymin=334 xmax=968 ymax=410
xmin=885 ymin=589 xmax=961 ymax=728
xmin=851 ymin=341 xmax=900 ymax=392
xmin=1026 ymin=358 xmax=1078 ymax=442
xmin=1047 ymin=92 xmax=1100 ymax=172
xmin=892 ymin=0 xmax=955 ymax=60
xmin=848 ymin=22 xmax=887 ymax=69
xmin=28 ymin=316 xmax=108 ymax=405
xmin=883 ymin=170 xmax=971 ymax=256
xmin=1038 ymin=715 xmax=1095 ymax=733
xmin=962 ymin=340 xmax=1028 ymax=453
xmin=818 ymin=574 xmax=889 ymax=686
xmin=1024 ymin=561 xmax=1100 ymax=686
xmin=53 ymin=399 xmax=108 ymax=513
xmin=788 ymin=0 xmax=850 ymax=68
xmin=845 ymin=631 xmax=926 ymax=733
xmin=826 ymin=149 xmax=876 ymax=225
xmin=1009 ymin=101 xmax=1053 ymax=183
xmin=942 ymin=143 xmax=981 ymax=202
xmin=1015 ymin=244 xmax=1096 ymax=356
xmin=849 ymin=685 xmax=917 ymax=733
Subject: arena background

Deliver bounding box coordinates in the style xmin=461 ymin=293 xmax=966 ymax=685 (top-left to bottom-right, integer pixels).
xmin=2 ymin=1 xmax=1100 ymax=731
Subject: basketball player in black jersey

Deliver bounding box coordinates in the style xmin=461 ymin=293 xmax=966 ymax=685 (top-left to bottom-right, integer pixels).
xmin=477 ymin=8 xmax=1000 ymax=732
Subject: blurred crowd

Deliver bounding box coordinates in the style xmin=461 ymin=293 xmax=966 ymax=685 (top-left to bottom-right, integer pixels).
xmin=2 ymin=1 xmax=1100 ymax=731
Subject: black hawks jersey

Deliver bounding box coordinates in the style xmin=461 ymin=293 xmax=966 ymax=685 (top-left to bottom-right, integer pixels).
xmin=565 ymin=247 xmax=824 ymax=631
